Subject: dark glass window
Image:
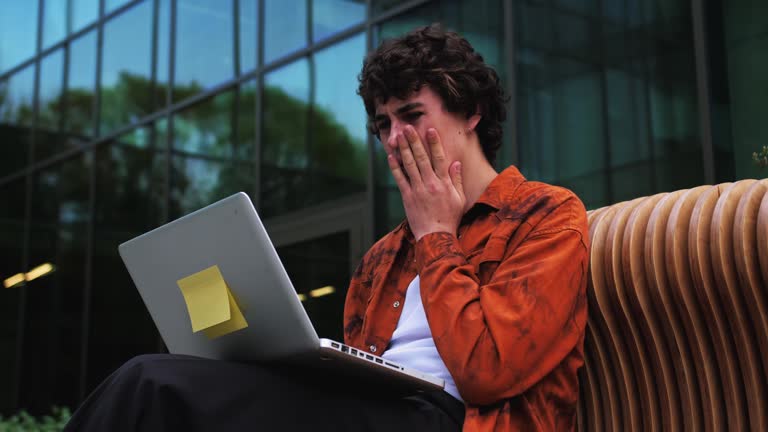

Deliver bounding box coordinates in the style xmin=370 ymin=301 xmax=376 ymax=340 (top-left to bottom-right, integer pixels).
xmin=264 ymin=0 xmax=307 ymax=64
xmin=88 ymin=123 xmax=164 ymax=393
xmin=515 ymin=0 xmax=704 ymax=208
xmin=313 ymin=0 xmax=365 ymax=42
xmin=100 ymin=0 xmax=153 ymax=134
xmin=0 ymin=178 xmax=27 ymax=414
xmin=174 ymin=0 xmax=235 ymax=101
xmin=0 ymin=3 xmax=39 ymax=73
xmin=36 ymin=49 xmax=66 ymax=162
xmin=65 ymin=30 xmax=98 ymax=139
xmin=20 ymin=154 xmax=91 ymax=414
xmin=277 ymin=231 xmax=350 ymax=342
xmin=0 ymin=65 xmax=36 ymax=175
xmin=710 ymin=0 xmax=768 ymax=180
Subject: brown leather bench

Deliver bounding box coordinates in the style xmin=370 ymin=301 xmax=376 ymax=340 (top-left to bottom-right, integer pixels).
xmin=578 ymin=179 xmax=768 ymax=432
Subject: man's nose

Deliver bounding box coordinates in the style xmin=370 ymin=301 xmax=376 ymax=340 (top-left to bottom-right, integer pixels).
xmin=386 ymin=121 xmax=404 ymax=149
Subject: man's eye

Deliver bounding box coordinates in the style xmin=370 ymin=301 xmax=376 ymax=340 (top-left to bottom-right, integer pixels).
xmin=404 ymin=112 xmax=423 ymax=122
xmin=376 ymin=122 xmax=390 ymax=132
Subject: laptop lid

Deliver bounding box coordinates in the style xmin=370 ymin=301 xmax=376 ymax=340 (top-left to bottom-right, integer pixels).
xmin=118 ymin=192 xmax=320 ymax=362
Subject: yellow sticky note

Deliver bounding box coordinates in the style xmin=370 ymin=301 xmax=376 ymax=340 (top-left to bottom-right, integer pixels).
xmin=177 ymin=266 xmax=232 ymax=332
xmin=202 ymin=288 xmax=249 ymax=339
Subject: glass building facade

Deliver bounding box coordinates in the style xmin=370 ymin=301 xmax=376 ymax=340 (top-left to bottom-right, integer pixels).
xmin=0 ymin=0 xmax=765 ymax=415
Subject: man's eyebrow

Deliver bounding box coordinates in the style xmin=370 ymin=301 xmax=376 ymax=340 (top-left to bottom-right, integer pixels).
xmin=374 ymin=102 xmax=424 ymax=121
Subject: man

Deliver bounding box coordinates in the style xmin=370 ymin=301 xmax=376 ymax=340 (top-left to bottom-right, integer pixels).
xmin=65 ymin=25 xmax=588 ymax=431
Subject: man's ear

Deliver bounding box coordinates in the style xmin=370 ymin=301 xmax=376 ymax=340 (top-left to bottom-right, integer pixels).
xmin=468 ymin=112 xmax=482 ymax=132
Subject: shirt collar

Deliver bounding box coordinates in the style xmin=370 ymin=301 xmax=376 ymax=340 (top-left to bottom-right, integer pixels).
xmin=473 ymin=165 xmax=527 ymax=210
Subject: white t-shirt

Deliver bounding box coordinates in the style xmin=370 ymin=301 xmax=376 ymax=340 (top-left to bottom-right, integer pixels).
xmin=381 ymin=275 xmax=463 ymax=402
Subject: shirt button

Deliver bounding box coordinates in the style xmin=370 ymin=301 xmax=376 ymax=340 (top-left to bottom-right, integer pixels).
xmin=369 ymin=345 xmax=377 ymax=353
xmin=393 ymin=300 xmax=401 ymax=308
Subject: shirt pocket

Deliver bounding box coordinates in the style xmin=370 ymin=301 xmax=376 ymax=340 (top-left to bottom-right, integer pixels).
xmin=473 ymin=218 xmax=524 ymax=286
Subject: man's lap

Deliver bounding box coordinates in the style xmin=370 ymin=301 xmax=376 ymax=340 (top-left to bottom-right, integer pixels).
xmin=65 ymin=353 xmax=463 ymax=431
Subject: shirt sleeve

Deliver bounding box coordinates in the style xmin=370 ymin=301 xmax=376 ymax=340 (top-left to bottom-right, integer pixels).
xmin=414 ymin=197 xmax=589 ymax=406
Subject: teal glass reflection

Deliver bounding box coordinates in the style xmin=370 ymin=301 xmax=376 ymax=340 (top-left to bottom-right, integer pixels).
xmin=38 ymin=49 xmax=65 ymax=132
xmin=173 ymin=91 xmax=234 ymax=157
xmin=0 ymin=65 xmax=35 ymax=175
xmin=240 ymin=0 xmax=258 ymax=73
xmin=100 ymin=0 xmax=153 ymax=134
xmin=264 ymin=0 xmax=307 ymax=64
xmin=66 ymin=31 xmax=98 ymax=138
xmin=313 ymin=0 xmax=365 ymax=42
xmin=43 ymin=0 xmax=68 ymax=49
xmin=0 ymin=2 xmax=39 ymax=73
xmin=106 ymin=0 xmax=133 ymax=13
xmin=71 ymin=0 xmax=100 ymax=33
xmin=0 ymin=179 xmax=26 ymax=414
xmin=261 ymin=59 xmax=309 ymax=218
xmin=157 ymin=0 xmax=170 ymax=105
xmin=174 ymin=0 xmax=235 ymax=101
xmin=312 ymin=33 xmax=367 ymax=198
xmin=21 ymin=153 xmax=91 ymax=413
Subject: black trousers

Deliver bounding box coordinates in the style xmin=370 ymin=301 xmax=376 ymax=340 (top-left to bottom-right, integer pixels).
xmin=64 ymin=354 xmax=465 ymax=431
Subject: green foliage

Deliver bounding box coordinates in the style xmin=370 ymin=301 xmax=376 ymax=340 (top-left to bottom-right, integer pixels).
xmin=753 ymin=146 xmax=768 ymax=169
xmin=0 ymin=407 xmax=71 ymax=432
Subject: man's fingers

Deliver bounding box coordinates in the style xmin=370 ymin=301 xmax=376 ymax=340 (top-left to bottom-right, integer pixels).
xmin=397 ymin=132 xmax=423 ymax=186
xmin=404 ymin=126 xmax=433 ymax=178
xmin=426 ymin=128 xmax=449 ymax=178
xmin=450 ymin=161 xmax=464 ymax=200
xmin=387 ymin=154 xmax=411 ymax=194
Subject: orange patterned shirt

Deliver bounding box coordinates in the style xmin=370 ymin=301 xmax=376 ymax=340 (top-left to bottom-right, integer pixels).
xmin=344 ymin=166 xmax=590 ymax=431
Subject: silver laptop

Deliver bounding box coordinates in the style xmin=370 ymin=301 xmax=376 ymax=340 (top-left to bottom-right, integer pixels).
xmin=118 ymin=192 xmax=444 ymax=393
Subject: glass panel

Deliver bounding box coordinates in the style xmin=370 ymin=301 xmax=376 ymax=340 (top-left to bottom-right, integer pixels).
xmin=239 ymin=0 xmax=258 ymax=74
xmin=170 ymin=86 xmax=256 ymax=218
xmin=0 ymin=65 xmax=36 ymax=175
xmin=43 ymin=0 xmax=68 ymax=49
xmin=372 ymin=0 xmax=410 ymax=15
xmin=0 ymin=179 xmax=26 ymax=414
xmin=716 ymin=0 xmax=768 ymax=180
xmin=311 ymin=33 xmax=367 ymax=202
xmin=0 ymin=3 xmax=39 ymax=73
xmin=88 ymin=123 xmax=164 ymax=393
xmin=105 ymin=0 xmax=133 ymax=14
xmin=100 ymin=0 xmax=153 ymax=134
xmin=313 ymin=0 xmax=365 ymax=42
xmin=36 ymin=49 xmax=66 ymax=162
xmin=277 ymin=231 xmax=350 ymax=342
xmin=71 ymin=0 xmax=100 ymax=33
xmin=261 ymin=59 xmax=309 ymax=218
xmin=174 ymin=0 xmax=235 ymax=101
xmin=66 ymin=30 xmax=98 ymax=138
xmin=515 ymin=0 xmax=703 ymax=208
xmin=264 ymin=0 xmax=307 ymax=64
xmin=20 ymin=154 xmax=90 ymax=414
xmin=157 ymin=0 xmax=170 ymax=106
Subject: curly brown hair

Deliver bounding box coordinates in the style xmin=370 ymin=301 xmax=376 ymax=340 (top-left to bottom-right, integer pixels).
xmin=358 ymin=24 xmax=508 ymax=164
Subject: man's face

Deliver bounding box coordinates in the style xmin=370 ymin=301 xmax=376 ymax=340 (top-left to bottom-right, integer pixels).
xmin=373 ymin=86 xmax=471 ymax=169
